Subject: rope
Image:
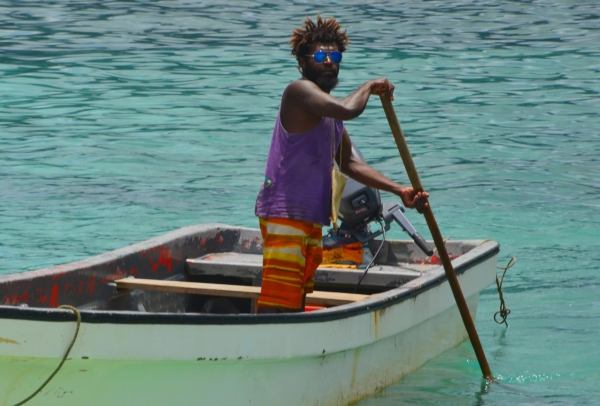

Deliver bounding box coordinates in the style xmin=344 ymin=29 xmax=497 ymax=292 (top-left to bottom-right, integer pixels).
xmin=494 ymin=257 xmax=516 ymax=327
xmin=13 ymin=305 xmax=81 ymax=406
xmin=419 ymin=237 xmax=515 ymax=327
xmin=477 ymin=239 xmax=493 ymax=247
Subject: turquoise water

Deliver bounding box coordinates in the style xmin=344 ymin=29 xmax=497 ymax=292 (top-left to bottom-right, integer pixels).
xmin=1 ymin=0 xmax=599 ymax=404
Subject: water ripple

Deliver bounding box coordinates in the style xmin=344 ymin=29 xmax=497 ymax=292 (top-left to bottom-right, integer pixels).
xmin=1 ymin=1 xmax=599 ymax=404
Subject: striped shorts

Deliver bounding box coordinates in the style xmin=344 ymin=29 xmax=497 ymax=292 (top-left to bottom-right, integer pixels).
xmin=257 ymin=217 xmax=323 ymax=310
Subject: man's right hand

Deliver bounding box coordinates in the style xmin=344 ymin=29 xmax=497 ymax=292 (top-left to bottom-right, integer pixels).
xmin=370 ymin=78 xmax=395 ymax=101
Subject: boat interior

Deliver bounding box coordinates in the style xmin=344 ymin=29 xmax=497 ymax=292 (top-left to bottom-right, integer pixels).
xmin=2 ymin=223 xmax=488 ymax=317
xmin=78 ymin=238 xmax=467 ymax=315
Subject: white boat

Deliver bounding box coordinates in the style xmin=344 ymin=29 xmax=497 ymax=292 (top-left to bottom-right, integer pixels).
xmin=0 ymin=222 xmax=499 ymax=406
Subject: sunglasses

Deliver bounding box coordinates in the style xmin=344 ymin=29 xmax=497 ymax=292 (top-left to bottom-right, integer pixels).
xmin=305 ymin=50 xmax=343 ymax=64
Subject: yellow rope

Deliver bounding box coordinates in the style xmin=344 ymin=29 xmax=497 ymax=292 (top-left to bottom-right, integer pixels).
xmin=13 ymin=305 xmax=81 ymax=406
xmin=494 ymin=257 xmax=516 ymax=327
xmin=477 ymin=238 xmax=493 ymax=247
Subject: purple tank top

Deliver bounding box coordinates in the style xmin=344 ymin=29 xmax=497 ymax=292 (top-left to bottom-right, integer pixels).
xmin=255 ymin=112 xmax=344 ymax=225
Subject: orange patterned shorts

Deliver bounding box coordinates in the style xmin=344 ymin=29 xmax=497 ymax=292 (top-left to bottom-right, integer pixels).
xmin=257 ymin=217 xmax=323 ymax=310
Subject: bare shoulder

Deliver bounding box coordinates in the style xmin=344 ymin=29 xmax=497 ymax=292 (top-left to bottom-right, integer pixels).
xmin=281 ymin=79 xmax=320 ymax=112
xmin=283 ymin=79 xmax=319 ymax=100
xmin=280 ymin=79 xmax=323 ymax=133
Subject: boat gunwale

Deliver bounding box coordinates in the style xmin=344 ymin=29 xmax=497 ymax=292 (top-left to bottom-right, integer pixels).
xmin=0 ymin=240 xmax=499 ymax=325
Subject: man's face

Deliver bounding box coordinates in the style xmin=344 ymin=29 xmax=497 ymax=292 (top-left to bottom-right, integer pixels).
xmin=301 ymin=42 xmax=340 ymax=93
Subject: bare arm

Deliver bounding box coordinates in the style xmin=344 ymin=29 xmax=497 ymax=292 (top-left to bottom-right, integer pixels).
xmin=336 ymin=129 xmax=429 ymax=211
xmin=283 ymin=78 xmax=395 ymax=121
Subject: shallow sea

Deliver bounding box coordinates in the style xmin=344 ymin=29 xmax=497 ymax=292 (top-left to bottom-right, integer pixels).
xmin=1 ymin=1 xmax=599 ymax=405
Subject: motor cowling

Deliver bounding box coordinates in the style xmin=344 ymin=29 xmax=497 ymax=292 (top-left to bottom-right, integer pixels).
xmin=337 ymin=144 xmax=382 ymax=229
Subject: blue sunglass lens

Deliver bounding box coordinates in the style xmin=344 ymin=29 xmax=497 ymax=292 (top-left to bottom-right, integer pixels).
xmin=330 ymin=52 xmax=342 ymax=63
xmin=313 ymin=51 xmax=342 ymax=63
xmin=313 ymin=51 xmax=327 ymax=63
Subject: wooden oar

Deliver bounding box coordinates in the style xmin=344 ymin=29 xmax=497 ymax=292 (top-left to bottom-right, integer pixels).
xmin=380 ymin=94 xmax=494 ymax=380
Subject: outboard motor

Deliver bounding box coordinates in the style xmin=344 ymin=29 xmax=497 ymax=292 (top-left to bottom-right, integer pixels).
xmin=329 ymin=143 xmax=433 ymax=257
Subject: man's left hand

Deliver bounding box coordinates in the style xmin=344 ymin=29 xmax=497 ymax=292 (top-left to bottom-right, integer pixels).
xmin=398 ymin=187 xmax=429 ymax=213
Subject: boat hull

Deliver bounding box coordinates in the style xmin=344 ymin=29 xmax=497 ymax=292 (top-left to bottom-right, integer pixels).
xmin=1 ymin=265 xmax=492 ymax=405
xmin=0 ymin=225 xmax=498 ymax=405
xmin=1 ymin=296 xmax=478 ymax=405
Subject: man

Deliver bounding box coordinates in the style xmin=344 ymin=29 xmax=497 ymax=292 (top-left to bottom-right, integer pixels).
xmin=255 ymin=16 xmax=428 ymax=313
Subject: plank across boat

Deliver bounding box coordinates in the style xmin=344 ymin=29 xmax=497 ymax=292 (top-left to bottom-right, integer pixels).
xmin=113 ymin=277 xmax=371 ymax=306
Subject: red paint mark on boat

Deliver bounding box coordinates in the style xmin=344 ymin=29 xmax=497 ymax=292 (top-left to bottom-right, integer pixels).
xmin=102 ymin=269 xmax=127 ymax=283
xmin=412 ymin=254 xmax=459 ymax=265
xmin=152 ymin=263 xmax=158 ymax=272
xmin=7 ymin=291 xmax=30 ymax=305
xmin=217 ymin=235 xmax=224 ymax=244
xmin=49 ymin=284 xmax=59 ymax=308
xmin=39 ymin=296 xmax=47 ymax=303
xmin=158 ymin=247 xmax=173 ymax=272
xmin=130 ymin=268 xmax=137 ymax=275
xmin=89 ymin=274 xmax=95 ymax=296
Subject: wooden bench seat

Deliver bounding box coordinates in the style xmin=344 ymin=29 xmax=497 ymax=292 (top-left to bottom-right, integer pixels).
xmin=114 ymin=278 xmax=370 ymax=307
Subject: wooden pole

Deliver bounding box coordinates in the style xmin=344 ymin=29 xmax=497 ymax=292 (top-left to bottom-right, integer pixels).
xmin=380 ymin=95 xmax=494 ymax=380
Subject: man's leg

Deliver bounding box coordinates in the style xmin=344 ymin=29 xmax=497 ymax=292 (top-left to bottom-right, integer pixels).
xmin=256 ymin=217 xmax=322 ymax=313
xmin=300 ymin=222 xmax=324 ymax=311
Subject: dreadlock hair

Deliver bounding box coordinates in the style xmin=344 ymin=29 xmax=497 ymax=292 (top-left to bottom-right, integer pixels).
xmin=290 ymin=15 xmax=350 ymax=67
